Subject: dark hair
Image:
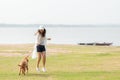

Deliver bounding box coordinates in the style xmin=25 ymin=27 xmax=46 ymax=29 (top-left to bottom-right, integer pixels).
xmin=38 ymin=28 xmax=46 ymax=37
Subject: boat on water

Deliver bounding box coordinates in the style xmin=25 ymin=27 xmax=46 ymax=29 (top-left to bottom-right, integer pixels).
xmin=78 ymin=42 xmax=112 ymax=46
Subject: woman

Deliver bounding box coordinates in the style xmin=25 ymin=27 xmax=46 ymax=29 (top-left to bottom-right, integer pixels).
xmin=35 ymin=26 xmax=50 ymax=72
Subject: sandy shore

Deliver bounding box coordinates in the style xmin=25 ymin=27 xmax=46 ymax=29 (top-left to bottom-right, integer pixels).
xmin=0 ymin=44 xmax=120 ymax=57
xmin=0 ymin=44 xmax=76 ymax=57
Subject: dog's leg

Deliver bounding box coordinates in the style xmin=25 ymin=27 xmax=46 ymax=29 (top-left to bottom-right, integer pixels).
xmin=23 ymin=72 xmax=25 ymax=75
xmin=26 ymin=66 xmax=28 ymax=73
xmin=22 ymin=69 xmax=25 ymax=75
xmin=19 ymin=69 xmax=21 ymax=75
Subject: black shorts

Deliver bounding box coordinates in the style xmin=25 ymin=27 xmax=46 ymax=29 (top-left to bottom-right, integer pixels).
xmin=36 ymin=45 xmax=46 ymax=52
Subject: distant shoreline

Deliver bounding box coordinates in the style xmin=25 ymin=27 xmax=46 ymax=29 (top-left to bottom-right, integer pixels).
xmin=0 ymin=43 xmax=120 ymax=46
xmin=0 ymin=43 xmax=77 ymax=45
xmin=0 ymin=24 xmax=120 ymax=27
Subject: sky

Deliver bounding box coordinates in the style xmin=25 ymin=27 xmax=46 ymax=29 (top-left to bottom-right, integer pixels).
xmin=0 ymin=0 xmax=120 ymax=24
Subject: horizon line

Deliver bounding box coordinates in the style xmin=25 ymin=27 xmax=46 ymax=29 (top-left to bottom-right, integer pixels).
xmin=0 ymin=23 xmax=120 ymax=26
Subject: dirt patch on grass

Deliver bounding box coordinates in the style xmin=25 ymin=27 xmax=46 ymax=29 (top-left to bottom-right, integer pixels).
xmin=0 ymin=53 xmax=31 ymax=57
xmin=0 ymin=53 xmax=23 ymax=57
xmin=47 ymin=48 xmax=72 ymax=55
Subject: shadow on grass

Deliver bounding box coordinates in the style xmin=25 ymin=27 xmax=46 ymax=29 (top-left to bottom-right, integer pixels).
xmin=26 ymin=73 xmax=51 ymax=77
xmin=96 ymin=53 xmax=111 ymax=56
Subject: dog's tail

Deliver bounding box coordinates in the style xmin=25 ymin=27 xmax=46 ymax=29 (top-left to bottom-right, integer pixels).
xmin=18 ymin=64 xmax=21 ymax=66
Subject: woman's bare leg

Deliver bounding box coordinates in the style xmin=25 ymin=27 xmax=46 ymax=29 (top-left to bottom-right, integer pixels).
xmin=42 ymin=52 xmax=46 ymax=68
xmin=37 ymin=52 xmax=41 ymax=68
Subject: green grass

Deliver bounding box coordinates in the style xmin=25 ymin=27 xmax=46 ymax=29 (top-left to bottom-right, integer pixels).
xmin=0 ymin=44 xmax=120 ymax=80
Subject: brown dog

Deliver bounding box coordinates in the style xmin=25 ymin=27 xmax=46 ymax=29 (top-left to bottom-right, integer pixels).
xmin=18 ymin=56 xmax=29 ymax=75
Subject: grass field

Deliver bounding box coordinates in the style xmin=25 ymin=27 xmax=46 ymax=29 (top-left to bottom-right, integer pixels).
xmin=0 ymin=44 xmax=120 ymax=80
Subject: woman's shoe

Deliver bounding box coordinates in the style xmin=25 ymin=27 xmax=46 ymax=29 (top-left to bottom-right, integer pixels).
xmin=36 ymin=67 xmax=40 ymax=72
xmin=42 ymin=67 xmax=46 ymax=72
